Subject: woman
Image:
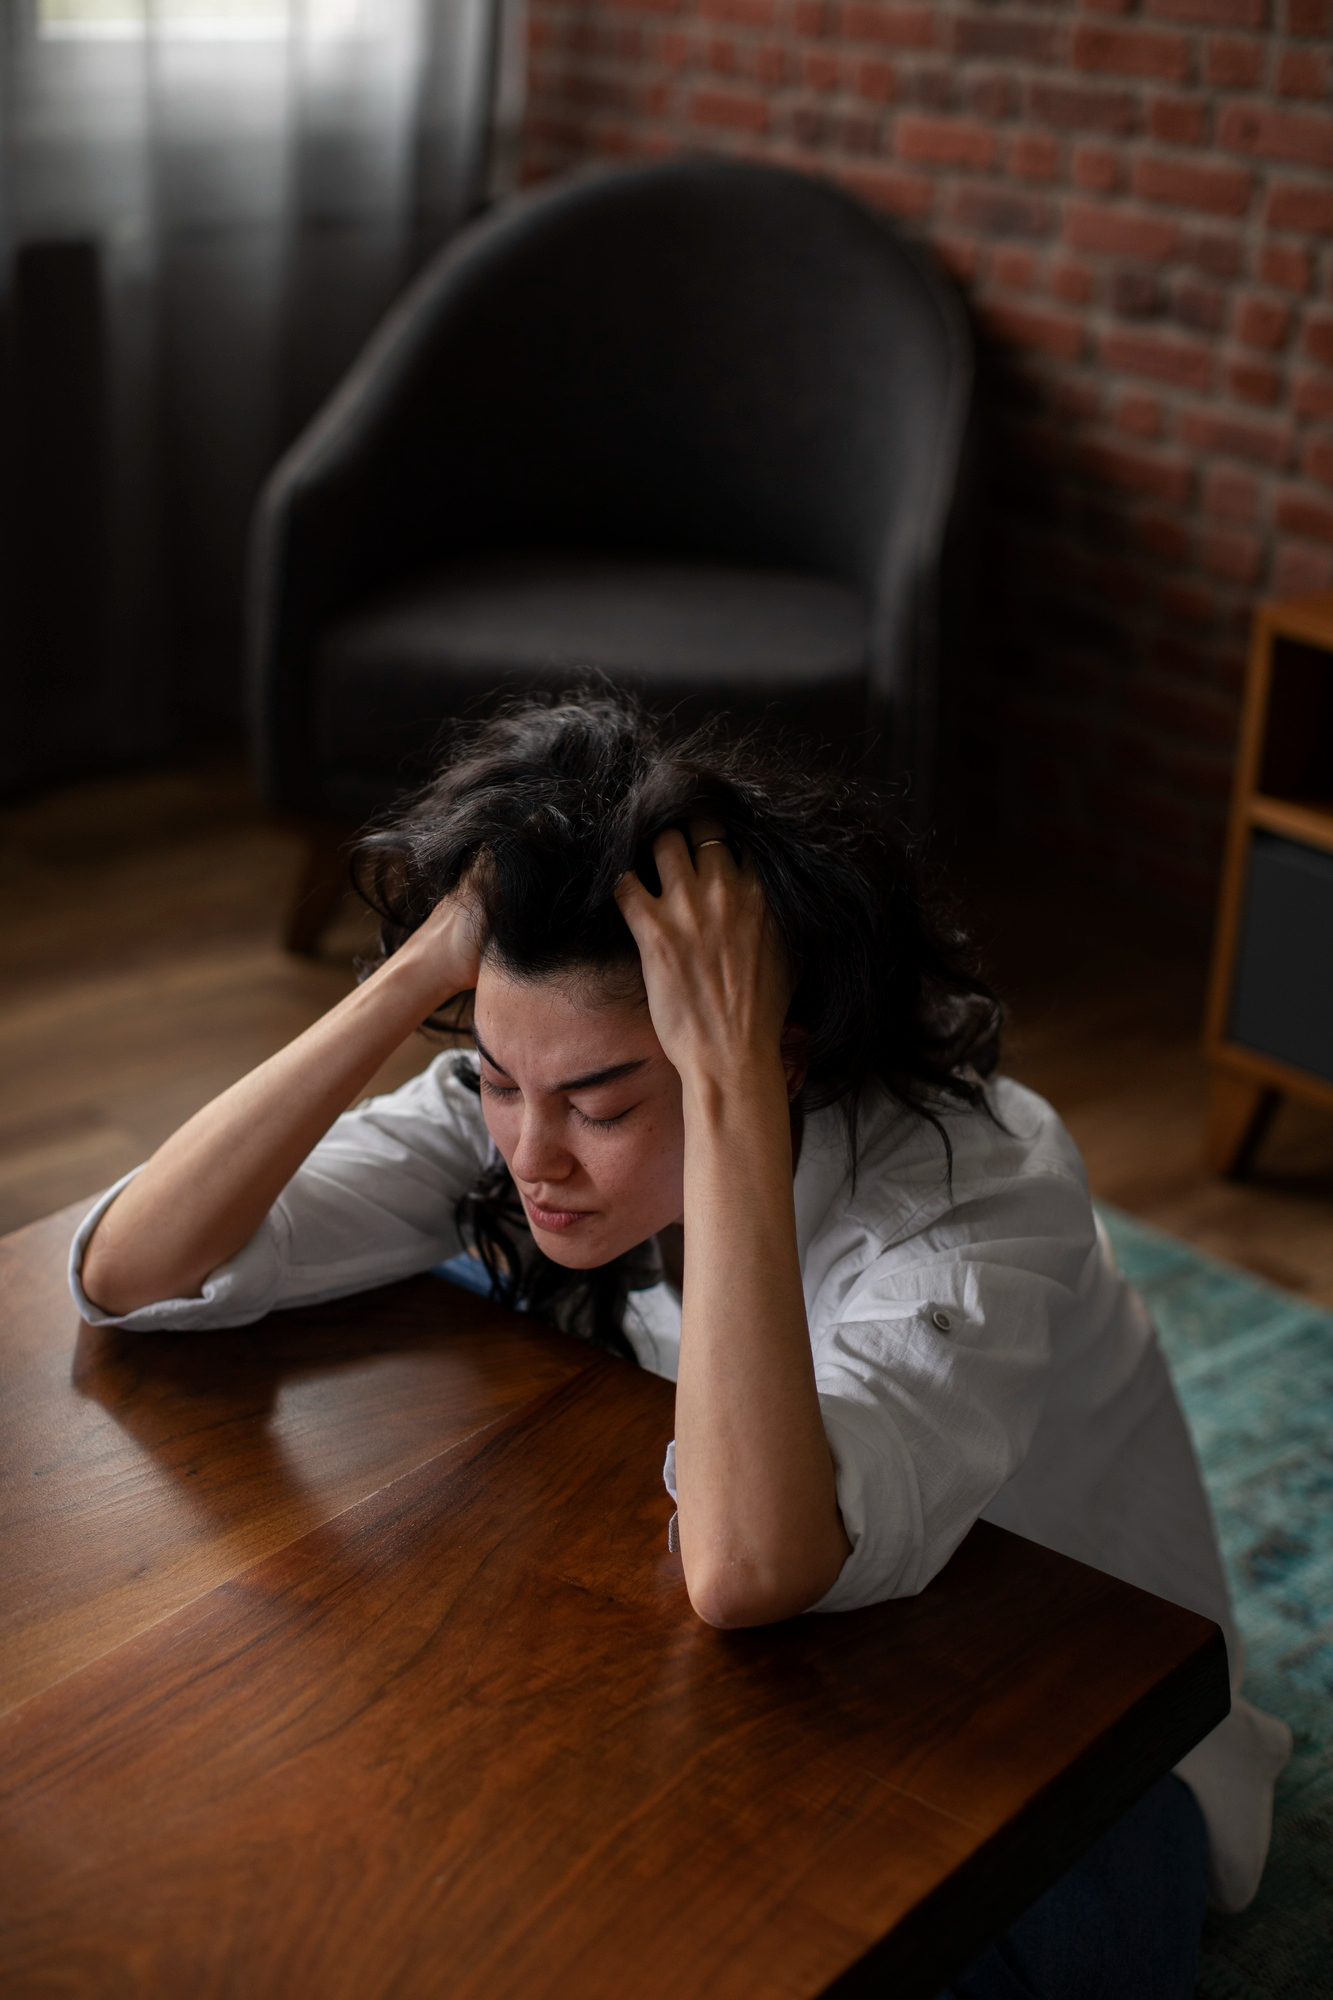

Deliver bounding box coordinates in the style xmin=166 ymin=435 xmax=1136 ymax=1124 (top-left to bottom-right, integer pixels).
xmin=73 ymin=688 xmax=1286 ymax=1996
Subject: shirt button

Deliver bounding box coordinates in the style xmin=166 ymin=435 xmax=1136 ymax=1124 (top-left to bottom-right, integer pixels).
xmin=932 ymin=1309 xmax=953 ymax=1331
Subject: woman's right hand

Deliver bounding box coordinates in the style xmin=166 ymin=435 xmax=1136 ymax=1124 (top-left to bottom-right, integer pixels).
xmin=394 ymin=875 xmax=484 ymax=1012
xmin=80 ymin=875 xmax=485 ymax=1318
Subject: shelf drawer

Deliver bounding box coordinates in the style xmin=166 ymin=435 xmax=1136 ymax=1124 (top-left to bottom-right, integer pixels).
xmin=1229 ymin=830 xmax=1333 ymax=1084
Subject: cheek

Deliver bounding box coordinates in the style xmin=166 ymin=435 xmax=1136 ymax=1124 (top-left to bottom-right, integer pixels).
xmin=480 ymin=1096 xmax=520 ymax=1164
xmin=594 ymin=1108 xmax=685 ymax=1211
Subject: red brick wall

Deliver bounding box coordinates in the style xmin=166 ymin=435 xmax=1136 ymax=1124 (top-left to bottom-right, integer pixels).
xmin=520 ymin=0 xmax=1333 ymax=912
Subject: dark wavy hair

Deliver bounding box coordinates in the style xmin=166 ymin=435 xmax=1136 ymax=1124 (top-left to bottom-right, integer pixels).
xmin=352 ymin=685 xmax=1001 ymax=1359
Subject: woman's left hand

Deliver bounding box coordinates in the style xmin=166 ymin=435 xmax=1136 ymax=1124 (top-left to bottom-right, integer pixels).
xmin=614 ymin=821 xmax=794 ymax=1088
xmin=617 ymin=820 xmax=846 ymax=1632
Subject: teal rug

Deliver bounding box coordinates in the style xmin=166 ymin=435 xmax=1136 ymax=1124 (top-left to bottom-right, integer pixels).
xmin=1098 ymin=1206 xmax=1333 ymax=2000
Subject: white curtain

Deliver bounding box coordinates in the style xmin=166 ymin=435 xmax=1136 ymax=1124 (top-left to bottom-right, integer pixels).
xmin=0 ymin=0 xmax=506 ymax=786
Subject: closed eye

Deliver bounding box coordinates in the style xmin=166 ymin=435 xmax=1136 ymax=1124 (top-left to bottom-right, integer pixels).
xmin=480 ymin=1078 xmax=519 ymax=1102
xmin=573 ymin=1105 xmax=631 ymax=1131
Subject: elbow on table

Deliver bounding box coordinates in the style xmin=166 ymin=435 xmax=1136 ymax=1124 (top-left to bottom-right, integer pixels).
xmin=684 ymin=1558 xmax=831 ymax=1631
xmin=80 ymin=1233 xmax=196 ymax=1320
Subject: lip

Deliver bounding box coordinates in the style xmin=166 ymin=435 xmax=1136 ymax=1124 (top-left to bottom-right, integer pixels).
xmin=523 ymin=1197 xmax=595 ymax=1232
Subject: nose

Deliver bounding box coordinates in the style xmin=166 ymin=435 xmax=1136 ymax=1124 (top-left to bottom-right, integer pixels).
xmin=510 ymin=1104 xmax=574 ymax=1188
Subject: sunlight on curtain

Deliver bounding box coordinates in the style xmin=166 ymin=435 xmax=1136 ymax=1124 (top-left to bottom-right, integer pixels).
xmin=0 ymin=0 xmax=500 ymax=784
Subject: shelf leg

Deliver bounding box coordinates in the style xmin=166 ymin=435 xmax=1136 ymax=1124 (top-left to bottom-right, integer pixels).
xmin=1203 ymin=1071 xmax=1280 ymax=1179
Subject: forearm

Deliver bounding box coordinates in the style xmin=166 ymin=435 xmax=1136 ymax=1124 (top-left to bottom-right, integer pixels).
xmin=673 ymin=1057 xmax=851 ymax=1627
xmin=81 ymin=950 xmax=447 ymax=1315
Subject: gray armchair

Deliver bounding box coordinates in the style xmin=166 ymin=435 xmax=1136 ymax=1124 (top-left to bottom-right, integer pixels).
xmin=248 ymin=156 xmax=974 ymax=947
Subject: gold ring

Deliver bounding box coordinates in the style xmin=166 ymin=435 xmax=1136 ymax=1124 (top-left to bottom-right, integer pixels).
xmin=694 ymin=838 xmax=728 ymax=852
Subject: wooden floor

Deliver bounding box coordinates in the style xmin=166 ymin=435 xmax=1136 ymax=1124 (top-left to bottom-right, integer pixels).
xmin=3 ymin=756 xmax=1332 ymax=1306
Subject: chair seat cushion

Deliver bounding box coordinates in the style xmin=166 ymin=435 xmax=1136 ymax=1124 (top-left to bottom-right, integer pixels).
xmin=312 ymin=553 xmax=869 ymax=789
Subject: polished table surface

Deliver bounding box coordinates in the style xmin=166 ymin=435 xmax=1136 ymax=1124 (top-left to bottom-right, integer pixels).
xmin=0 ymin=1203 xmax=1229 ymax=1999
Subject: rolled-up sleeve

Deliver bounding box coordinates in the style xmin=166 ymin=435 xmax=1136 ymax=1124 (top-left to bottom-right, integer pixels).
xmin=69 ymin=1054 xmax=492 ymax=1332
xmin=808 ymin=1175 xmax=1096 ymax=1613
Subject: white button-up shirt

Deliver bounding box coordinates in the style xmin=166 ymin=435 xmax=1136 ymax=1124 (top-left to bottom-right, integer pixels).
xmin=69 ymin=1055 xmax=1289 ymax=1911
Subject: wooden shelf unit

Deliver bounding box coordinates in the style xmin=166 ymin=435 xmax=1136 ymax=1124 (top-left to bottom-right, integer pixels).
xmin=1203 ymin=592 xmax=1333 ymax=1176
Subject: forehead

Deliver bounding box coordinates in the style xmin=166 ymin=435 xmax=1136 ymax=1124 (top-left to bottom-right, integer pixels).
xmin=473 ymin=960 xmax=656 ymax=1082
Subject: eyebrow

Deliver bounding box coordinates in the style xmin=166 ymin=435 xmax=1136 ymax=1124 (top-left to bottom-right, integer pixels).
xmin=472 ymin=1029 xmax=648 ymax=1097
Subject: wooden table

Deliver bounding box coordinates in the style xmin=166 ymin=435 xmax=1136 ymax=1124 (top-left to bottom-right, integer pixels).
xmin=1 ymin=1204 xmax=1229 ymax=2000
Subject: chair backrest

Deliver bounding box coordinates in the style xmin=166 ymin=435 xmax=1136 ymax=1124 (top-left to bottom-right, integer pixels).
xmin=252 ymin=157 xmax=973 ymax=819
xmin=331 ymin=156 xmax=969 ymax=601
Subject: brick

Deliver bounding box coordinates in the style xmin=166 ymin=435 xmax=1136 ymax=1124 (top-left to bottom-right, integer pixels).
xmin=983 ymin=301 xmax=1085 ymax=360
xmin=1185 ymin=232 xmax=1244 ymax=279
xmin=1125 ymin=682 xmax=1236 ymax=744
xmin=1204 ymin=37 xmax=1263 ymax=87
xmin=1203 ymin=467 xmax=1259 ymax=519
xmin=788 ymin=105 xmax=829 ymax=146
xmin=792 ymin=0 xmax=830 ymax=29
xmin=1066 ymin=203 xmax=1179 ymax=260
xmin=690 ymin=86 xmax=770 ymax=131
xmin=1276 ymin=490 xmax=1333 ymax=542
xmin=1116 ymin=391 xmax=1165 ymax=436
xmin=1149 ymin=96 xmax=1209 ymax=146
xmin=839 ymin=4 xmax=934 ymax=48
xmin=968 ymin=73 xmax=1017 ymax=121
xmin=1277 ymin=48 xmax=1329 ymax=97
xmin=1145 ymin=0 xmax=1265 ymax=22
xmin=753 ymin=40 xmax=789 ymax=83
xmin=1260 ymin=243 xmax=1313 ymax=294
xmin=1228 ymin=359 xmax=1283 ymax=402
xmin=1295 ymin=374 xmax=1333 ymax=418
xmin=992 ymin=247 xmax=1040 ymax=292
xmin=1285 ymin=0 xmax=1331 ymax=27
xmin=1173 ymin=278 xmax=1227 ymax=332
xmin=1267 ymin=183 xmax=1333 ymax=234
xmin=951 ymin=185 xmax=1055 ymax=238
xmin=1010 ymin=133 xmax=1061 ymax=182
xmin=1274 ymin=540 xmax=1333 ymax=594
xmin=901 ymin=66 xmax=955 ymax=111
xmin=1102 ymin=327 xmax=1214 ymax=389
xmin=1053 ymin=375 xmax=1101 ymax=419
xmin=856 ymin=57 xmax=897 ymax=101
xmin=834 ymin=163 xmax=935 ymax=215
xmin=1161 ymin=580 xmax=1216 ymax=624
xmin=1236 ymin=296 xmax=1292 ymax=349
xmin=1079 ymin=440 xmax=1194 ymax=502
xmin=804 ymin=48 xmax=842 ymax=89
xmin=1136 ymin=512 xmax=1193 ymax=560
xmin=560 ymin=73 xmax=633 ymax=112
xmin=1050 ymin=260 xmax=1094 ymax=303
xmin=1306 ymin=316 xmax=1333 ymax=366
xmin=932 ymin=234 xmax=979 ymax=281
xmin=701 ymin=0 xmax=774 ymax=20
xmin=1133 ymin=155 xmax=1253 ymax=216
xmin=1028 ymin=81 xmax=1138 ymax=133
xmin=1072 ymin=24 xmax=1192 ymax=83
xmin=1074 ymin=143 xmax=1122 ymax=192
xmin=1176 ymin=408 xmax=1294 ymax=465
xmin=1219 ymin=104 xmax=1333 ymax=170
xmin=895 ymin=115 xmax=997 ymax=169
xmin=838 ymin=111 xmax=883 ymax=153
xmin=1305 ymin=433 xmax=1333 ymax=485
xmin=1113 ymin=268 xmax=1163 ymax=318
xmin=953 ymin=16 xmax=1060 ymax=60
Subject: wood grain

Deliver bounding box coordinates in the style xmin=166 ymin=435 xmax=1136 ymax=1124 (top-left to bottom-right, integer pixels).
xmin=0 ymin=1337 xmax=1227 ymax=2000
xmin=0 ymin=1204 xmax=594 ymax=1715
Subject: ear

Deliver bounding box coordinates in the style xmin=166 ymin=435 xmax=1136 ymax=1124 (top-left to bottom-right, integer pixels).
xmin=780 ymin=1021 xmax=810 ymax=1103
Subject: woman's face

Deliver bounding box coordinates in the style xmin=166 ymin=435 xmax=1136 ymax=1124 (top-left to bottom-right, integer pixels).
xmin=472 ymin=956 xmax=686 ymax=1268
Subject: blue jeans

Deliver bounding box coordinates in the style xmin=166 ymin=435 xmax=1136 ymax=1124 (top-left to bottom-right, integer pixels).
xmin=937 ymin=1774 xmax=1208 ymax=2000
